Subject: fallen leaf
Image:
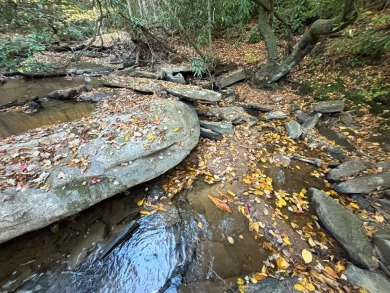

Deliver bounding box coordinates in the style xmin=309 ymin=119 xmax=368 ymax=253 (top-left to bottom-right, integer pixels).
xmin=137 ymin=198 xmax=145 ymax=206
xmin=208 ymin=195 xmax=232 ymax=213
xmin=227 ymin=236 xmax=235 ymax=244
xmin=324 ymin=266 xmax=339 ymax=279
xmin=276 ymin=256 xmax=289 ymax=270
xmin=302 ymin=249 xmax=313 ymax=264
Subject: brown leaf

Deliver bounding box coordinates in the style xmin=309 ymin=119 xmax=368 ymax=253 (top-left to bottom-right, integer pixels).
xmin=208 ymin=195 xmax=232 ymax=213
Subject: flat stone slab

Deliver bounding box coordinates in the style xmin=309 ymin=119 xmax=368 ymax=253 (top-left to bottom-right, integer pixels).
xmin=206 ymin=106 xmax=258 ymax=124
xmin=313 ymin=100 xmax=345 ymax=113
xmin=242 ymin=103 xmax=272 ymax=112
xmin=0 ymin=97 xmax=200 ymax=244
xmin=327 ymin=160 xmax=368 ymax=182
xmin=200 ymin=127 xmax=222 ymax=140
xmin=345 ymin=264 xmax=390 ymax=293
xmin=308 ymin=188 xmax=378 ymax=269
xmin=265 ymin=111 xmax=287 ymax=120
xmin=167 ymin=87 xmax=221 ymax=103
xmin=334 ymin=171 xmax=390 ymax=194
xmin=116 ymin=68 xmax=160 ymax=79
xmin=302 ymin=113 xmax=322 ymax=131
xmin=217 ymin=69 xmax=247 ymax=89
xmin=199 ymin=121 xmax=234 ymax=135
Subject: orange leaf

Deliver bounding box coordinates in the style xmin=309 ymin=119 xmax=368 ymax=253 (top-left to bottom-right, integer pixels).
xmin=324 ymin=266 xmax=339 ymax=279
xmin=208 ymin=195 xmax=232 ymax=213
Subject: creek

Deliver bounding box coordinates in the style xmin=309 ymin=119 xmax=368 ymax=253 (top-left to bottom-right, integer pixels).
xmin=0 ymin=76 xmax=326 ymax=293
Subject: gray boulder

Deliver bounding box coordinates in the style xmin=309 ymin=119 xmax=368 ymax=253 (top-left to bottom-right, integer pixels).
xmin=165 ymin=72 xmax=186 ymax=84
xmin=0 ymin=99 xmax=200 ymax=244
xmin=327 ymin=160 xmax=368 ymax=182
xmin=247 ymin=277 xmax=299 ymax=293
xmin=285 ymin=120 xmax=302 ymax=139
xmin=217 ymin=69 xmax=247 ymax=89
xmin=167 ymin=87 xmax=221 ymax=103
xmin=345 ymin=264 xmax=390 ymax=293
xmin=265 ymin=111 xmax=287 ymax=120
xmin=206 ymin=106 xmax=258 ymax=124
xmin=116 ymin=68 xmax=160 ymax=79
xmin=242 ymin=103 xmax=272 ymax=112
xmin=302 ymin=113 xmax=322 ymax=131
xmin=199 ymin=121 xmax=234 ymax=135
xmin=200 ymin=127 xmax=222 ymax=140
xmin=334 ymin=172 xmax=390 ymax=194
xmin=308 ymin=188 xmax=378 ymax=269
xmin=313 ymin=100 xmax=345 ymax=113
xmin=373 ymin=234 xmax=390 ymax=268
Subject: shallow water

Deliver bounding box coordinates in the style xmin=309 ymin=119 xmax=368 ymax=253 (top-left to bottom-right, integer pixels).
xmin=0 ymin=78 xmax=96 ymax=138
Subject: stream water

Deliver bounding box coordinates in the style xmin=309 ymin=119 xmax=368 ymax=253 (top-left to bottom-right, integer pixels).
xmin=0 ymin=76 xmax=327 ymax=293
xmin=0 ymin=78 xmax=96 ymax=138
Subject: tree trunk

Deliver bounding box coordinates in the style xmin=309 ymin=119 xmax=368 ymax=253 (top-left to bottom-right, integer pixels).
xmin=252 ymin=0 xmax=357 ymax=87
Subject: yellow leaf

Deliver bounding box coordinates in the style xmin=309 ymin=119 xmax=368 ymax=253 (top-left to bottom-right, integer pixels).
xmin=276 ymin=257 xmax=289 ymax=270
xmin=253 ymin=272 xmax=267 ymax=281
xmin=295 ymin=165 xmax=301 ymax=170
xmin=173 ymin=127 xmax=180 ymax=132
xmin=308 ymin=238 xmax=316 ymax=247
xmin=349 ymin=202 xmax=360 ymax=209
xmin=283 ymin=236 xmax=291 ymax=245
xmin=147 ymin=133 xmax=155 ymax=141
xmin=237 ymin=278 xmax=245 ymax=285
xmin=227 ymin=190 xmax=236 ymax=196
xmin=198 ymin=221 xmax=203 ymax=229
xmin=208 ymin=195 xmax=232 ymax=213
xmin=306 ymin=282 xmax=315 ymax=291
xmin=294 ymin=284 xmax=305 ymax=291
xmin=124 ymin=131 xmax=132 ymax=141
xmin=275 ymin=197 xmax=287 ymax=208
xmin=137 ymin=198 xmax=145 ymax=206
xmin=335 ymin=261 xmax=345 ymax=273
xmin=302 ymin=249 xmax=313 ymax=264
xmin=140 ymin=210 xmax=150 ymax=215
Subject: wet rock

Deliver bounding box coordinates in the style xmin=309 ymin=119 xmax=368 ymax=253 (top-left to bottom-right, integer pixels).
xmin=147 ymin=185 xmax=166 ymax=200
xmin=325 ymin=146 xmax=344 ymax=160
xmin=351 ymin=194 xmax=375 ymax=213
xmin=327 ymin=160 xmax=368 ymax=182
xmin=0 ymin=99 xmax=200 ymax=244
xmin=161 ymin=66 xmax=192 ymax=75
xmin=339 ymin=113 xmax=360 ymax=129
xmin=67 ymin=221 xmax=107 ymax=269
xmin=302 ymin=113 xmax=322 ymax=131
xmin=206 ymin=106 xmax=258 ymax=124
xmin=217 ymin=69 xmax=247 ymax=89
xmin=307 ymin=140 xmax=328 ymax=150
xmin=72 ymin=66 xmax=114 ymax=75
xmin=178 ymin=281 xmax=230 ymax=293
xmin=78 ymin=91 xmax=111 ymax=103
xmin=334 ymin=172 xmax=390 ymax=194
xmin=285 ymin=120 xmax=302 ymax=139
xmin=165 ymin=72 xmax=186 ymax=84
xmin=167 ymin=87 xmax=221 ymax=103
xmin=116 ymin=68 xmax=160 ymax=79
xmin=199 ymin=121 xmax=234 ymax=135
xmin=102 ymin=78 xmax=156 ymax=93
xmin=265 ymin=111 xmax=287 ymax=120
xmin=200 ymin=127 xmax=222 ymax=140
xmin=313 ymin=100 xmax=345 ymax=113
xmin=377 ymin=161 xmax=390 ymax=171
xmin=296 ymin=111 xmax=310 ymax=123
xmin=46 ymin=87 xmax=85 ymax=100
xmin=241 ymin=103 xmax=272 ymax=112
xmin=373 ymin=234 xmax=390 ymax=268
xmin=345 ymin=264 xmax=390 ymax=293
xmin=247 ymin=277 xmax=299 ymax=293
xmin=308 ymin=188 xmax=378 ymax=269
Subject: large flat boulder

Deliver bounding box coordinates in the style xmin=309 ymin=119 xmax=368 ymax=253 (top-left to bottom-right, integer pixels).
xmin=327 ymin=159 xmax=368 ymax=182
xmin=313 ymin=100 xmax=345 ymax=113
xmin=345 ymin=264 xmax=390 ymax=293
xmin=0 ymin=96 xmax=200 ymax=244
xmin=308 ymin=188 xmax=378 ymax=269
xmin=166 ymin=87 xmax=221 ymax=103
xmin=334 ymin=172 xmax=390 ymax=194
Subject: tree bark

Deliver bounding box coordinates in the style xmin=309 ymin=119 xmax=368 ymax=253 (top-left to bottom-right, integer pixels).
xmin=252 ymin=0 xmax=357 ymax=86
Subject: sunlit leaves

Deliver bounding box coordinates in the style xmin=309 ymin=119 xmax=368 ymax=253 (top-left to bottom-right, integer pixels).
xmin=208 ymin=194 xmax=232 ymax=213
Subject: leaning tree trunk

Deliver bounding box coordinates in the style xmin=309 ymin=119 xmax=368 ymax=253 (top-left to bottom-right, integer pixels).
xmin=252 ymin=0 xmax=357 ymax=87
